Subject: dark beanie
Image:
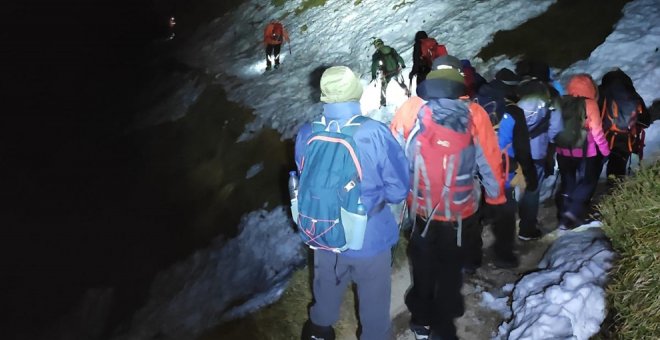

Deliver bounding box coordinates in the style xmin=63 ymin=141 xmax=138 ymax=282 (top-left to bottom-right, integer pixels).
xmin=432 ymin=55 xmax=463 ymax=71
xmin=426 ymin=55 xmax=464 ymax=83
xmin=421 ymin=55 xmax=466 ymax=99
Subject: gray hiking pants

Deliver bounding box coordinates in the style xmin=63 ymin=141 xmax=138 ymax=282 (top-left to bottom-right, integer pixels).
xmin=309 ymin=249 xmax=393 ymax=340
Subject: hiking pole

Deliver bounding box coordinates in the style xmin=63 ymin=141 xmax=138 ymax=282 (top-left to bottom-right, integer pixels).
xmin=390 ymin=200 xmax=408 ymax=266
xmin=288 ymin=41 xmax=292 ymax=56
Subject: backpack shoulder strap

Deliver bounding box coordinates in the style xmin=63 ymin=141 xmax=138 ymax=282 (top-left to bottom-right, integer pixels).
xmin=312 ymin=115 xmax=369 ymax=134
xmin=528 ymin=110 xmax=552 ymax=139
xmin=311 ymin=116 xmax=327 ymax=133
xmin=341 ymin=115 xmax=369 ymax=136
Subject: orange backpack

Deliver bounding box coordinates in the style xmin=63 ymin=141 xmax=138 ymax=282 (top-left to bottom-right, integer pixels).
xmin=271 ymin=22 xmax=284 ymax=43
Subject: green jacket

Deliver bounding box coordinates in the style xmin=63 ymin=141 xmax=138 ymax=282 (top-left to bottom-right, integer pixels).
xmin=371 ymin=46 xmax=405 ymax=79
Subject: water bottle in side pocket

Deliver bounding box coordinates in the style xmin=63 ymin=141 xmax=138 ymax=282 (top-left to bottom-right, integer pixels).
xmin=288 ymin=171 xmax=300 ymax=224
xmin=342 ymin=201 xmax=367 ymax=250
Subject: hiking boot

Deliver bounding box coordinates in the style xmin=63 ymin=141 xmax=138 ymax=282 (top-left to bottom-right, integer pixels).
xmin=265 ymin=65 xmax=272 ymax=71
xmin=584 ymin=211 xmax=602 ymax=223
xmin=558 ymin=212 xmax=579 ymax=231
xmin=518 ymin=227 xmax=542 ymax=241
xmin=274 ymin=63 xmax=280 ymax=69
xmin=301 ymin=320 xmax=335 ymax=340
xmin=410 ymin=323 xmax=431 ymax=340
xmin=493 ymin=254 xmax=519 ymax=269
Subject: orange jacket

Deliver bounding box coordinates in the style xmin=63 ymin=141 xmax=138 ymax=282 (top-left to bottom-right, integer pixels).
xmin=391 ymin=96 xmax=506 ymax=209
xmin=264 ymin=22 xmax=289 ymax=46
xmin=390 ymin=95 xmax=425 ymax=141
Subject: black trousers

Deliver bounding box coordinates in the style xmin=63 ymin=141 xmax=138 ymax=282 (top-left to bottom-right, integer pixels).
xmin=555 ymin=155 xmax=601 ymax=222
xmin=606 ymin=133 xmax=632 ymax=180
xmin=490 ymin=188 xmax=517 ymax=259
xmin=461 ymin=210 xmax=483 ymax=269
xmin=379 ymin=71 xmax=408 ymax=106
xmin=405 ymin=214 xmax=477 ymax=339
xmin=265 ymin=44 xmax=281 ymax=67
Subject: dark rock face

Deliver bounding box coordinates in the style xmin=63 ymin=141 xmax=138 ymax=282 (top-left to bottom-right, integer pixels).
xmin=114 ymin=207 xmax=305 ymax=340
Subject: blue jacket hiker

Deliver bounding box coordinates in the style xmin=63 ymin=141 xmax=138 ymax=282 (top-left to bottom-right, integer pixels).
xmin=296 ymin=66 xmax=409 ymax=340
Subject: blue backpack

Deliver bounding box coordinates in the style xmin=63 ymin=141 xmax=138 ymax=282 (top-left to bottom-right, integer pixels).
xmin=294 ymin=115 xmax=369 ymax=252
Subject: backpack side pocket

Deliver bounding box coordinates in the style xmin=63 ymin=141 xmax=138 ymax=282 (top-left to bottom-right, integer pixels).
xmin=340 ymin=208 xmax=367 ymax=250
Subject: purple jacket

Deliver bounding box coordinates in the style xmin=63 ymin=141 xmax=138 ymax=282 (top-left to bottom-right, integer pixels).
xmin=517 ymin=96 xmax=562 ymax=160
xmin=295 ymin=102 xmax=410 ymax=258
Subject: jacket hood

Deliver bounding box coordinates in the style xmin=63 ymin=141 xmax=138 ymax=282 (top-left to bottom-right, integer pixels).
xmin=566 ymin=74 xmax=597 ymax=99
xmin=423 ymin=98 xmax=470 ymax=133
xmin=322 ymin=102 xmax=361 ymax=121
xmin=414 ymin=31 xmax=428 ymax=42
xmin=599 ymin=69 xmax=637 ymax=101
xmin=378 ymin=45 xmax=392 ymax=54
xmin=417 ymin=78 xmax=465 ymax=100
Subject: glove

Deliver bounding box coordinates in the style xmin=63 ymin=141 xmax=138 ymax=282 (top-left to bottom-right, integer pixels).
xmin=401 ymin=65 xmax=406 ymax=69
xmin=510 ymin=165 xmax=527 ymax=192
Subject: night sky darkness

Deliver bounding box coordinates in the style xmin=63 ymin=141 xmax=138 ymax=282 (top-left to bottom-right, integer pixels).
xmin=2 ymin=0 xmax=177 ymax=338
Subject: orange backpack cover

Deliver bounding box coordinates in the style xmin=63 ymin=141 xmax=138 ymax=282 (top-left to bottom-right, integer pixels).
xmin=264 ymin=21 xmax=288 ymax=45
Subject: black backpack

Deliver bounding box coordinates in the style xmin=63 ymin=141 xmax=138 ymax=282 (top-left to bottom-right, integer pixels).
xmin=475 ymin=82 xmax=507 ymax=127
xmin=554 ymin=96 xmax=588 ymax=149
xmin=598 ymin=69 xmax=645 ymax=134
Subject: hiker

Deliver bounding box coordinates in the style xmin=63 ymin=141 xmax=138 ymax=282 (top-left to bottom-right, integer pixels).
xmin=465 ymin=68 xmax=539 ymax=270
xmin=515 ymin=59 xmax=565 ymax=96
xmin=460 ymin=59 xmax=486 ymax=98
xmin=554 ymin=74 xmax=610 ymax=230
xmin=514 ymin=79 xmax=562 ymax=240
xmin=168 ymin=16 xmax=176 ymax=40
xmin=488 ymin=74 xmax=539 ymax=268
xmin=515 ymin=60 xmax=564 ymax=182
xmin=597 ymin=68 xmax=650 ymax=184
xmin=295 ymin=66 xmax=409 ymax=340
xmin=409 ymin=31 xmax=431 ymax=86
xmin=404 ymin=56 xmax=506 ymax=340
xmin=263 ymin=20 xmax=289 ymax=71
xmin=370 ymin=38 xmax=408 ymax=106
xmin=474 ymin=68 xmax=521 ymax=123
xmin=408 ymin=31 xmax=448 ymax=86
